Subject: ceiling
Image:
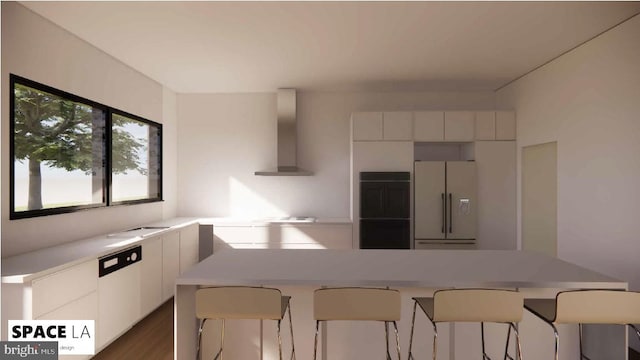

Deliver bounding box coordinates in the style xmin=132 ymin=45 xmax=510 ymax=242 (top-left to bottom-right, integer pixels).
xmin=20 ymin=1 xmax=640 ymax=93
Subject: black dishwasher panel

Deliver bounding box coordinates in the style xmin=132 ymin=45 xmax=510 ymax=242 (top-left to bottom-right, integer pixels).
xmin=98 ymin=245 xmax=142 ymax=277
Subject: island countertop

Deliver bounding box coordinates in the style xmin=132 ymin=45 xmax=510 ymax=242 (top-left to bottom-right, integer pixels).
xmin=177 ymin=249 xmax=625 ymax=289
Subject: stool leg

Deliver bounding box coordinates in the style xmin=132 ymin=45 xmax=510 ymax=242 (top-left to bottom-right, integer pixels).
xmin=432 ymin=323 xmax=438 ymax=360
xmin=196 ymin=319 xmax=207 ymax=360
xmin=393 ymin=321 xmax=401 ymax=360
xmin=408 ymin=300 xmax=418 ymax=360
xmin=313 ymin=320 xmax=320 ymax=360
xmin=504 ymin=323 xmax=512 ymax=360
xmin=551 ymin=323 xmax=559 ymax=360
xmin=213 ymin=319 xmax=225 ymax=360
xmin=631 ymin=324 xmax=640 ymax=342
xmin=511 ymin=323 xmax=523 ymax=360
xmin=385 ymin=321 xmax=391 ymax=360
xmin=481 ymin=322 xmax=490 ymax=360
xmin=288 ymin=303 xmax=296 ymax=360
xmin=277 ymin=319 xmax=283 ymax=360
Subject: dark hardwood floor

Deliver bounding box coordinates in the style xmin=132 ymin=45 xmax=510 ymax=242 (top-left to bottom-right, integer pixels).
xmin=92 ymin=299 xmax=173 ymax=360
xmin=631 ymin=347 xmax=640 ymax=360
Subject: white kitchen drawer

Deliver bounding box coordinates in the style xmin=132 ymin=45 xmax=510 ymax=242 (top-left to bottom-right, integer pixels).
xmin=37 ymin=291 xmax=97 ymax=321
xmin=32 ymin=259 xmax=97 ymax=319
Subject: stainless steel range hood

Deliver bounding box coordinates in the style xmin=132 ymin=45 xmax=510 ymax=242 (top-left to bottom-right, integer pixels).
xmin=255 ymin=89 xmax=313 ymax=176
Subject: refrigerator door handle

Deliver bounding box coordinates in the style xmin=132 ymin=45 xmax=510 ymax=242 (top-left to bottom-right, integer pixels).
xmin=448 ymin=193 xmax=453 ymax=233
xmin=441 ymin=193 xmax=445 ymax=233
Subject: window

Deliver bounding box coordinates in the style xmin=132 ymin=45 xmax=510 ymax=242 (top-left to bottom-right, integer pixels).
xmin=110 ymin=112 xmax=162 ymax=204
xmin=10 ymin=74 xmax=162 ymax=219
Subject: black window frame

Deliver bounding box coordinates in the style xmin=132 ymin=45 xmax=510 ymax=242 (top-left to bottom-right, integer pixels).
xmin=9 ymin=74 xmax=163 ymax=220
xmin=108 ymin=108 xmax=163 ymax=206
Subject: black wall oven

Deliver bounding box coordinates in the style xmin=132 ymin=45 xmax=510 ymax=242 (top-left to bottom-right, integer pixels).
xmin=360 ymin=172 xmax=410 ymax=249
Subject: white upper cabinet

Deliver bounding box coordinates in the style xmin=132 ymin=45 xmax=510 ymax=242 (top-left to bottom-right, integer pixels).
xmin=475 ymin=111 xmax=496 ymax=140
xmin=444 ymin=111 xmax=475 ymax=141
xmin=496 ymin=111 xmax=516 ymax=140
xmin=382 ymin=112 xmax=413 ymax=140
xmin=352 ymin=112 xmax=383 ymax=141
xmin=413 ymin=111 xmax=445 ymax=141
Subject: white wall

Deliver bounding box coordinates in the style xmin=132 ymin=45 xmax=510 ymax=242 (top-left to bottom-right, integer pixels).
xmin=177 ymin=91 xmax=495 ymax=218
xmin=497 ymin=15 xmax=640 ymax=295
xmin=1 ymin=3 xmax=176 ymax=256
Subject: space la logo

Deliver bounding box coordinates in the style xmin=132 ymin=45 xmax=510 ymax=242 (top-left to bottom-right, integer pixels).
xmin=8 ymin=320 xmax=95 ymax=356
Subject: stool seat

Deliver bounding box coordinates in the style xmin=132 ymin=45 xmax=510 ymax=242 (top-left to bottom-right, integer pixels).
xmin=409 ymin=289 xmax=523 ymax=360
xmin=195 ymin=286 xmax=296 ymax=360
xmin=313 ymin=287 xmax=401 ymax=360
xmin=525 ymin=289 xmax=640 ymax=360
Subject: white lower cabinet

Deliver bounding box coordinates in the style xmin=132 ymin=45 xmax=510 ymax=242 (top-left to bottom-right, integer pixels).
xmin=162 ymin=232 xmax=181 ymax=301
xmin=32 ymin=259 xmax=97 ymax=319
xmin=213 ymin=223 xmax=353 ymax=251
xmin=140 ymin=237 xmax=163 ymax=317
xmin=97 ymin=261 xmax=141 ymax=350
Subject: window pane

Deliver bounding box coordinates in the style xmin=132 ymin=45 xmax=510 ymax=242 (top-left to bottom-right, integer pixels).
xmin=111 ymin=113 xmax=161 ymax=203
xmin=13 ymin=83 xmax=105 ymax=214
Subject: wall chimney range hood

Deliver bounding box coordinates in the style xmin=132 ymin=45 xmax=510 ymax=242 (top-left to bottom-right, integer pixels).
xmin=255 ymin=89 xmax=313 ymax=176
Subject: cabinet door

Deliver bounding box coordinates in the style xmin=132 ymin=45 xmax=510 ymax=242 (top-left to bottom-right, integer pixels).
xmin=496 ymin=111 xmax=516 ymax=140
xmin=32 ymin=259 xmax=97 ymax=319
xmin=179 ymin=224 xmax=199 ymax=274
xmin=413 ymin=111 xmax=444 ymax=141
xmin=446 ymin=162 xmax=476 ymax=240
xmin=162 ymin=232 xmax=180 ymax=301
xmin=141 ymin=237 xmax=163 ymax=317
xmin=414 ymin=161 xmax=446 ymax=239
xmin=383 ymin=112 xmax=412 ymax=140
xmin=475 ymin=111 xmax=496 ymax=140
xmin=444 ymin=111 xmax=475 ymax=141
xmin=352 ymin=112 xmax=383 ymax=141
xmin=360 ymin=182 xmax=386 ymax=218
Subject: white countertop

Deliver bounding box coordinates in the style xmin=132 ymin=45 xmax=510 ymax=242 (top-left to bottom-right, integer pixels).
xmin=177 ymin=249 xmax=626 ymax=289
xmin=1 ymin=217 xmax=201 ymax=283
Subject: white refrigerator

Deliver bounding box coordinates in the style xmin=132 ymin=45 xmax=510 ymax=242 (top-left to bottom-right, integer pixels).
xmin=414 ymin=161 xmax=476 ymax=248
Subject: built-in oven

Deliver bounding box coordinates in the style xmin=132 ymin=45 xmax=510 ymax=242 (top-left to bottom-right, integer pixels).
xmin=359 ymin=172 xmax=410 ymax=249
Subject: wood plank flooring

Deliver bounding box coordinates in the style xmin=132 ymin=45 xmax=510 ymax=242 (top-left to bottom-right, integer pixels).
xmin=92 ymin=299 xmax=173 ymax=360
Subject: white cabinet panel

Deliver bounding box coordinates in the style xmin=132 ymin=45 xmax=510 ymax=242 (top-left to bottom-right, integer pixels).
xmin=98 ymin=262 xmax=140 ymax=349
xmin=496 ymin=111 xmax=516 ymax=140
xmin=162 ymin=232 xmax=180 ymax=301
xmin=444 ymin=111 xmax=475 ymax=141
xmin=383 ymin=112 xmax=413 ymax=140
xmin=413 ymin=111 xmax=444 ymax=141
xmin=352 ymin=112 xmax=383 ymax=141
xmin=32 ymin=259 xmax=97 ymax=319
xmin=475 ymin=141 xmax=516 ymax=250
xmin=475 ymin=111 xmax=496 ymax=140
xmin=179 ymin=224 xmax=199 ymax=274
xmin=141 ymin=237 xmax=163 ymax=317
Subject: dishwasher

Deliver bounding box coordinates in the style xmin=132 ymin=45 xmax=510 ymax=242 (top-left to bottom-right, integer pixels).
xmin=97 ymin=245 xmax=141 ymax=349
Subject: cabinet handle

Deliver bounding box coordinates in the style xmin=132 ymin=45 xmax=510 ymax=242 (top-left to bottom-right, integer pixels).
xmin=449 ymin=193 xmax=453 ymax=233
xmin=441 ymin=193 xmax=445 ymax=233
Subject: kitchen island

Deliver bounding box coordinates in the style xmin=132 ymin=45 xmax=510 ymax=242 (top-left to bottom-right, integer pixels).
xmin=175 ymin=249 xmax=627 ymax=360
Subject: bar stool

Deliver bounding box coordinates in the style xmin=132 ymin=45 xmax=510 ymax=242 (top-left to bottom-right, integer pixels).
xmin=195 ymin=286 xmax=296 ymax=360
xmin=313 ymin=287 xmax=401 ymax=360
xmin=408 ymin=289 xmax=524 ymax=360
xmin=524 ymin=289 xmax=640 ymax=360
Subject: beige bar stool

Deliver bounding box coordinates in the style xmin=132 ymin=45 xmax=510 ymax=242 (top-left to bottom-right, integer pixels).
xmin=408 ymin=289 xmax=524 ymax=360
xmin=524 ymin=289 xmax=640 ymax=360
xmin=313 ymin=287 xmax=402 ymax=360
xmin=195 ymin=286 xmax=296 ymax=360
